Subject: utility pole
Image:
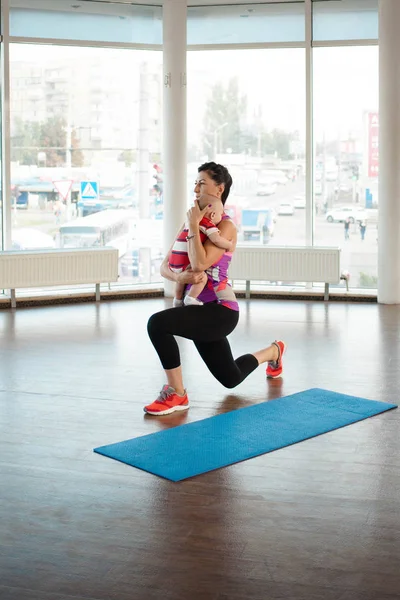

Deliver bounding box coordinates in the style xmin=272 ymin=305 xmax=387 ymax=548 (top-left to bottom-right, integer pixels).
xmin=137 ymin=62 xmax=150 ymax=219
xmin=65 ymin=86 xmax=73 ymax=220
xmin=322 ymin=131 xmax=328 ymax=209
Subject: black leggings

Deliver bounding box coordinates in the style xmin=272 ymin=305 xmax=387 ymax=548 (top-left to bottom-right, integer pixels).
xmin=147 ymin=303 xmax=259 ymax=389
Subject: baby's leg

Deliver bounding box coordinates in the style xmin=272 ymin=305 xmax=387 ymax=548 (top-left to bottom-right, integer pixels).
xmin=173 ymin=281 xmax=185 ymax=307
xmin=184 ymin=272 xmax=207 ymax=306
xmin=175 ymin=282 xmax=184 ymax=300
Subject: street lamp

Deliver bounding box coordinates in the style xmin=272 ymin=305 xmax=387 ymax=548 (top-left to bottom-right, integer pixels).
xmin=213 ymin=122 xmax=228 ymax=158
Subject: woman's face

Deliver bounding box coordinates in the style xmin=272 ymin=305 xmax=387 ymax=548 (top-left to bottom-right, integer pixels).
xmin=194 ymin=171 xmax=224 ymax=201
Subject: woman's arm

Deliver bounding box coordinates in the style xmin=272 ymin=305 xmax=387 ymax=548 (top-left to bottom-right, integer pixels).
xmin=160 ymin=255 xmax=208 ymax=285
xmin=187 ymin=219 xmax=237 ymax=272
xmin=160 ymin=223 xmax=207 ymax=285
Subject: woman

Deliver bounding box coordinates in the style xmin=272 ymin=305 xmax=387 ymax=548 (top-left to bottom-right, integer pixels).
xmin=145 ymin=161 xmax=285 ymax=415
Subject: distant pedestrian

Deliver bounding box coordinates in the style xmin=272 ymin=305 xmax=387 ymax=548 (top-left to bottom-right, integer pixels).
xmin=53 ymin=200 xmax=62 ymax=224
xmin=344 ymin=218 xmax=350 ymax=240
xmin=360 ymin=220 xmax=367 ymax=241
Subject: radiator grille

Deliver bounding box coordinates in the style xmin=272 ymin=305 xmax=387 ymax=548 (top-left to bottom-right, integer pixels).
xmin=229 ymin=246 xmax=341 ymax=283
xmin=0 ymin=248 xmax=119 ymax=289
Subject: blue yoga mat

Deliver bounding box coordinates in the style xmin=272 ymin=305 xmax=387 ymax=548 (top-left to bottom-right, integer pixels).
xmin=93 ymin=388 xmax=397 ymax=482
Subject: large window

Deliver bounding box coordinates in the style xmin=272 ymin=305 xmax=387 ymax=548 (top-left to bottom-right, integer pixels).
xmin=312 ymin=0 xmax=378 ymax=42
xmin=0 ymin=49 xmax=2 ymax=253
xmin=10 ymin=1 xmax=162 ymax=45
xmin=188 ymin=49 xmax=306 ymax=248
xmin=0 ymin=1 xmax=382 ymax=298
xmin=313 ymin=46 xmax=379 ymax=289
xmin=9 ymin=44 xmax=163 ymax=286
xmin=187 ymin=3 xmax=305 ymax=45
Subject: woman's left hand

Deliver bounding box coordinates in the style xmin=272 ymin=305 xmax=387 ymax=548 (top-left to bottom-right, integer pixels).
xmin=187 ymin=199 xmax=209 ymax=230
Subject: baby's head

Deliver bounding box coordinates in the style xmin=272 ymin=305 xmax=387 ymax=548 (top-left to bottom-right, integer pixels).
xmin=198 ymin=194 xmax=224 ymax=225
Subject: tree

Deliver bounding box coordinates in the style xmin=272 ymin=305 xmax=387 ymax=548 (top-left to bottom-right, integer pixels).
xmin=203 ymin=78 xmax=247 ymax=156
xmin=270 ymin=129 xmax=294 ymax=161
xmin=71 ymin=129 xmax=84 ymax=168
xmin=11 ymin=116 xmax=84 ymax=167
xmin=11 ymin=118 xmax=41 ymax=165
xmin=39 ymin=116 xmax=67 ymax=167
xmin=243 ymin=127 xmax=299 ymax=160
xmin=316 ymin=139 xmax=339 ymax=157
xmin=118 ymin=150 xmax=136 ymax=167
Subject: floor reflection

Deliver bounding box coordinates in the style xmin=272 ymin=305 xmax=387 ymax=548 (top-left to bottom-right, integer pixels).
xmin=215 ymin=378 xmax=285 ymax=416
xmin=143 ymin=410 xmax=190 ymax=429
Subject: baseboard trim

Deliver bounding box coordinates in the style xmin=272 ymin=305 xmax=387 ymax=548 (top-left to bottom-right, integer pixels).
xmin=0 ymin=286 xmax=377 ymax=309
xmin=0 ymin=288 xmax=164 ymax=309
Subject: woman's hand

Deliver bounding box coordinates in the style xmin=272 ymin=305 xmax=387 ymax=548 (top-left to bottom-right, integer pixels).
xmin=177 ymin=268 xmax=205 ymax=286
xmin=187 ymin=199 xmax=209 ymax=231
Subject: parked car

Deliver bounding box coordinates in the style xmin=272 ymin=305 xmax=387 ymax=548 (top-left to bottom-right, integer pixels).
xmin=293 ymin=195 xmax=306 ymax=209
xmin=334 ymin=183 xmax=352 ymax=194
xmin=12 ymin=228 xmax=56 ymax=250
xmin=326 ymin=206 xmax=367 ymax=223
xmin=256 ymin=181 xmax=277 ymax=196
xmin=14 ymin=190 xmax=29 ymax=209
xmin=278 ymin=202 xmax=294 ymax=216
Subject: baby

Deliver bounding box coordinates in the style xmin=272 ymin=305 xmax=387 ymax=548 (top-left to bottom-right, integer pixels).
xmin=169 ymin=194 xmax=233 ymax=307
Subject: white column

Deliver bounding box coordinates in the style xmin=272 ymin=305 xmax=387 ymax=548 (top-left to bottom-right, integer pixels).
xmin=305 ymin=0 xmax=314 ymax=247
xmin=378 ymin=0 xmax=400 ymax=303
xmin=163 ymin=0 xmax=187 ymax=297
xmin=1 ymin=0 xmax=12 ymax=250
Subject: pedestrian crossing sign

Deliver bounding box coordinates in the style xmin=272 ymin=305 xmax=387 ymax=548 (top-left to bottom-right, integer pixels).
xmin=80 ymin=181 xmax=99 ymax=200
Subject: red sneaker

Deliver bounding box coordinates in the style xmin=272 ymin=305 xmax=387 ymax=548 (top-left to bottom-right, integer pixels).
xmin=144 ymin=385 xmax=189 ymax=416
xmin=266 ymin=340 xmax=286 ymax=379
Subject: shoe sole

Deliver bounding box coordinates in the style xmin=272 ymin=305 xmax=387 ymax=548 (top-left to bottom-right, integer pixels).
xmin=267 ymin=371 xmax=283 ymax=379
xmin=266 ymin=341 xmax=286 ymax=379
xmin=144 ymin=403 xmax=189 ymax=416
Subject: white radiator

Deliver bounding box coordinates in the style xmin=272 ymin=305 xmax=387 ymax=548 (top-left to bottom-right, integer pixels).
xmin=0 ymin=248 xmax=119 ymax=289
xmin=229 ymin=246 xmax=341 ymax=299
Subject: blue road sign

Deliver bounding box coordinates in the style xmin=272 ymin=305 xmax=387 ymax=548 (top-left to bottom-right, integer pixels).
xmin=80 ymin=181 xmax=99 ymax=200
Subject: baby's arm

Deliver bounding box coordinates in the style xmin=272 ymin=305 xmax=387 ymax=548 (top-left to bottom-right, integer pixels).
xmin=207 ymin=229 xmax=233 ymax=252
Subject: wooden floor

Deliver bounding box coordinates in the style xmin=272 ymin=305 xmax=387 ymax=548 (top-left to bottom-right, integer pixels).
xmin=1 ymin=297 xmax=400 ymax=600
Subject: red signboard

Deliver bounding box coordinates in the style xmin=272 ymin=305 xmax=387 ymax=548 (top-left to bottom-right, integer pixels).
xmin=368 ymin=112 xmax=379 ymax=178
